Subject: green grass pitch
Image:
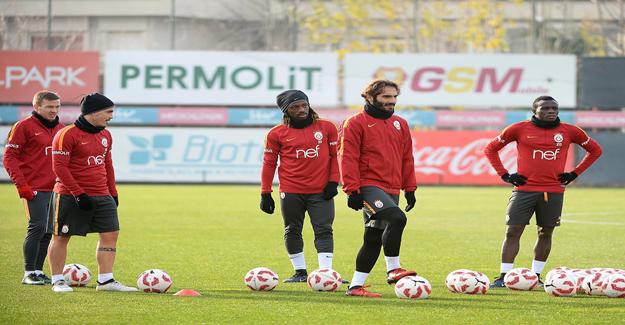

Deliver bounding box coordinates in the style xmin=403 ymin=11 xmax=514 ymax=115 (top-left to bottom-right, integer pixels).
xmin=1 ymin=184 xmax=624 ymax=324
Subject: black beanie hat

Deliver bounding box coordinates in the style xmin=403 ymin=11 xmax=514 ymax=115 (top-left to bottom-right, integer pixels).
xmin=80 ymin=93 xmax=114 ymax=115
xmin=276 ymin=90 xmax=309 ymax=113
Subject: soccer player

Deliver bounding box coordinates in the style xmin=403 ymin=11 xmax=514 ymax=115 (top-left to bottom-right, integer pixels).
xmin=3 ymin=90 xmax=64 ymax=285
xmin=339 ymin=80 xmax=417 ymax=298
xmin=260 ymin=89 xmax=340 ymax=283
xmin=484 ymin=95 xmax=602 ymax=288
xmin=47 ymin=93 xmax=137 ymax=292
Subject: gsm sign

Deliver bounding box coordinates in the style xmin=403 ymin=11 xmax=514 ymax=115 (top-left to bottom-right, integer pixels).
xmin=411 ymin=67 xmax=523 ymax=93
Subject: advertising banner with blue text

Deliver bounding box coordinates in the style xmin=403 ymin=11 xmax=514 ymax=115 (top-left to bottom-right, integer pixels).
xmin=105 ymin=51 xmax=338 ymax=106
xmin=344 ymin=54 xmax=576 ymax=108
xmin=109 ymin=127 xmax=268 ymax=183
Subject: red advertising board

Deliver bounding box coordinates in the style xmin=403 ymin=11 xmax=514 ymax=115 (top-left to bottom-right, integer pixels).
xmin=412 ymin=131 xmax=575 ymax=185
xmin=0 ymin=51 xmax=99 ymax=104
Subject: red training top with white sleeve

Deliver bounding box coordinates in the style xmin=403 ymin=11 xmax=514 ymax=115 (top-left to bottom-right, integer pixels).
xmin=51 ymin=125 xmax=118 ymax=197
xmin=261 ymin=119 xmax=339 ymax=194
xmin=484 ymin=120 xmax=602 ymax=193
xmin=338 ymin=111 xmax=417 ymax=196
xmin=3 ymin=115 xmax=64 ymax=191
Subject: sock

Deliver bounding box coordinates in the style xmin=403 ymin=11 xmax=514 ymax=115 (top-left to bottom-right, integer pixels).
xmin=385 ymin=256 xmax=400 ymax=272
xmin=24 ymin=271 xmax=35 ymax=277
xmin=98 ymin=273 xmax=113 ymax=283
xmin=51 ymin=274 xmax=64 ymax=284
xmin=35 ymin=270 xmax=43 ymax=275
xmin=318 ymin=252 xmax=333 ymax=269
xmin=288 ymin=252 xmax=306 ymax=271
xmin=531 ymin=260 xmax=546 ymax=275
xmin=500 ymin=263 xmax=513 ymax=274
xmin=349 ymin=271 xmax=369 ymax=289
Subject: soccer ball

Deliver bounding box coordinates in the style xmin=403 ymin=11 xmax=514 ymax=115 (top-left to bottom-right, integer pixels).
xmin=602 ymin=273 xmax=625 ymax=298
xmin=62 ymin=263 xmax=92 ymax=287
xmin=504 ymin=268 xmax=539 ymax=291
xmin=454 ymin=271 xmax=490 ymax=295
xmin=582 ymin=272 xmax=611 ymax=296
xmin=445 ymin=269 xmax=470 ymax=293
xmin=544 ymin=272 xmax=577 ymax=297
xmin=137 ymin=269 xmax=173 ymax=293
xmin=307 ymin=268 xmax=343 ymax=292
xmin=394 ymin=275 xmax=432 ymax=299
xmin=572 ymin=269 xmax=595 ymax=293
xmin=545 ymin=267 xmax=573 ymax=282
xmin=244 ymin=267 xmax=279 ymax=291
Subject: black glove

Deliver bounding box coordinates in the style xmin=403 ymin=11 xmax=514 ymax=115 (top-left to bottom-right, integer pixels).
xmin=347 ymin=192 xmax=364 ymax=211
xmin=113 ymin=196 xmax=119 ymax=207
xmin=404 ymin=191 xmax=416 ymax=212
xmin=322 ymin=182 xmax=339 ymax=200
xmin=501 ymin=173 xmax=528 ymax=186
xmin=260 ymin=193 xmax=275 ymax=214
xmin=558 ymin=172 xmax=577 ymax=185
xmin=74 ymin=193 xmax=93 ymax=211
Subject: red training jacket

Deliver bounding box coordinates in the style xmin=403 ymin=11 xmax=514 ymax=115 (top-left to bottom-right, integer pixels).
xmin=484 ymin=120 xmax=602 ymax=193
xmin=261 ymin=119 xmax=339 ymax=194
xmin=338 ymin=111 xmax=417 ymax=195
xmin=3 ymin=115 xmax=64 ymax=191
xmin=51 ymin=125 xmax=117 ymax=197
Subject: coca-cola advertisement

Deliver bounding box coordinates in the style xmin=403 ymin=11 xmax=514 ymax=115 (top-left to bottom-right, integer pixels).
xmin=411 ymin=131 xmax=575 ymax=185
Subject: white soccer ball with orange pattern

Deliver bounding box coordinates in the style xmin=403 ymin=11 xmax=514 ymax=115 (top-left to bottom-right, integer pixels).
xmin=504 ymin=268 xmax=539 ymax=291
xmin=244 ymin=267 xmax=279 ymax=291
xmin=394 ymin=275 xmax=432 ymax=299
xmin=445 ymin=269 xmax=470 ymax=293
xmin=453 ymin=270 xmax=490 ymax=295
xmin=307 ymin=268 xmax=343 ymax=292
xmin=137 ymin=269 xmax=173 ymax=293
xmin=544 ymin=272 xmax=577 ymax=297
xmin=582 ymin=272 xmax=611 ymax=296
xmin=602 ymin=273 xmax=625 ymax=298
xmin=63 ymin=263 xmax=92 ymax=287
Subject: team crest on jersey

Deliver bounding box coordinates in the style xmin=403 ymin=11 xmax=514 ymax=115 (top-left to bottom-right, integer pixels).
xmin=61 ymin=225 xmax=69 ymax=234
xmin=101 ymin=138 xmax=108 ymax=147
xmin=553 ymin=133 xmax=563 ymax=143
xmin=553 ymin=133 xmax=563 ymax=147
xmin=393 ymin=121 xmax=401 ymax=130
xmin=280 ymin=192 xmax=285 ymax=199
xmin=314 ymin=131 xmax=323 ymax=144
xmin=374 ymin=200 xmax=384 ymax=208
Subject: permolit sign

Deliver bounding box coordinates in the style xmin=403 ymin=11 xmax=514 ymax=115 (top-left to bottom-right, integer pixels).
xmin=105 ymin=51 xmax=338 ymax=106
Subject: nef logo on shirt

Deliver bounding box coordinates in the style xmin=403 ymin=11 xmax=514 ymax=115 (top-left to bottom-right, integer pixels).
xmin=87 ymin=148 xmax=108 ymax=166
xmin=532 ymin=148 xmax=560 ymax=160
xmin=296 ymin=145 xmax=320 ymax=159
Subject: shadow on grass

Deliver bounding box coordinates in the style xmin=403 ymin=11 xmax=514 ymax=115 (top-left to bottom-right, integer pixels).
xmin=144 ymin=288 xmax=624 ymax=311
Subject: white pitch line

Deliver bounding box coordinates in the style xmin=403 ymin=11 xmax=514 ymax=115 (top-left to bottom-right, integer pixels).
xmin=561 ymin=219 xmax=625 ymax=226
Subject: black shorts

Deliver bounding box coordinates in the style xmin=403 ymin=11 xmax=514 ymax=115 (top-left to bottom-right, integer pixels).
xmin=506 ymin=191 xmax=564 ymax=227
xmin=49 ymin=193 xmax=119 ymax=236
xmin=360 ymin=186 xmax=399 ymax=230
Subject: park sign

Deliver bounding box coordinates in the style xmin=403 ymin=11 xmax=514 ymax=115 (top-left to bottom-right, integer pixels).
xmin=344 ymin=54 xmax=576 ymax=108
xmin=0 ymin=51 xmax=99 ymax=104
xmin=104 ymin=51 xmax=338 ymax=106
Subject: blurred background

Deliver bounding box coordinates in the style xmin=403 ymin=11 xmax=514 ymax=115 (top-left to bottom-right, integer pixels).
xmin=1 ymin=0 xmax=624 ymax=186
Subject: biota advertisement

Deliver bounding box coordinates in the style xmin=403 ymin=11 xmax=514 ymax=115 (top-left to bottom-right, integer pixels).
xmin=109 ymin=127 xmax=267 ymax=183
xmin=105 ymin=51 xmax=338 ymax=106
xmin=344 ymin=54 xmax=576 ymax=108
